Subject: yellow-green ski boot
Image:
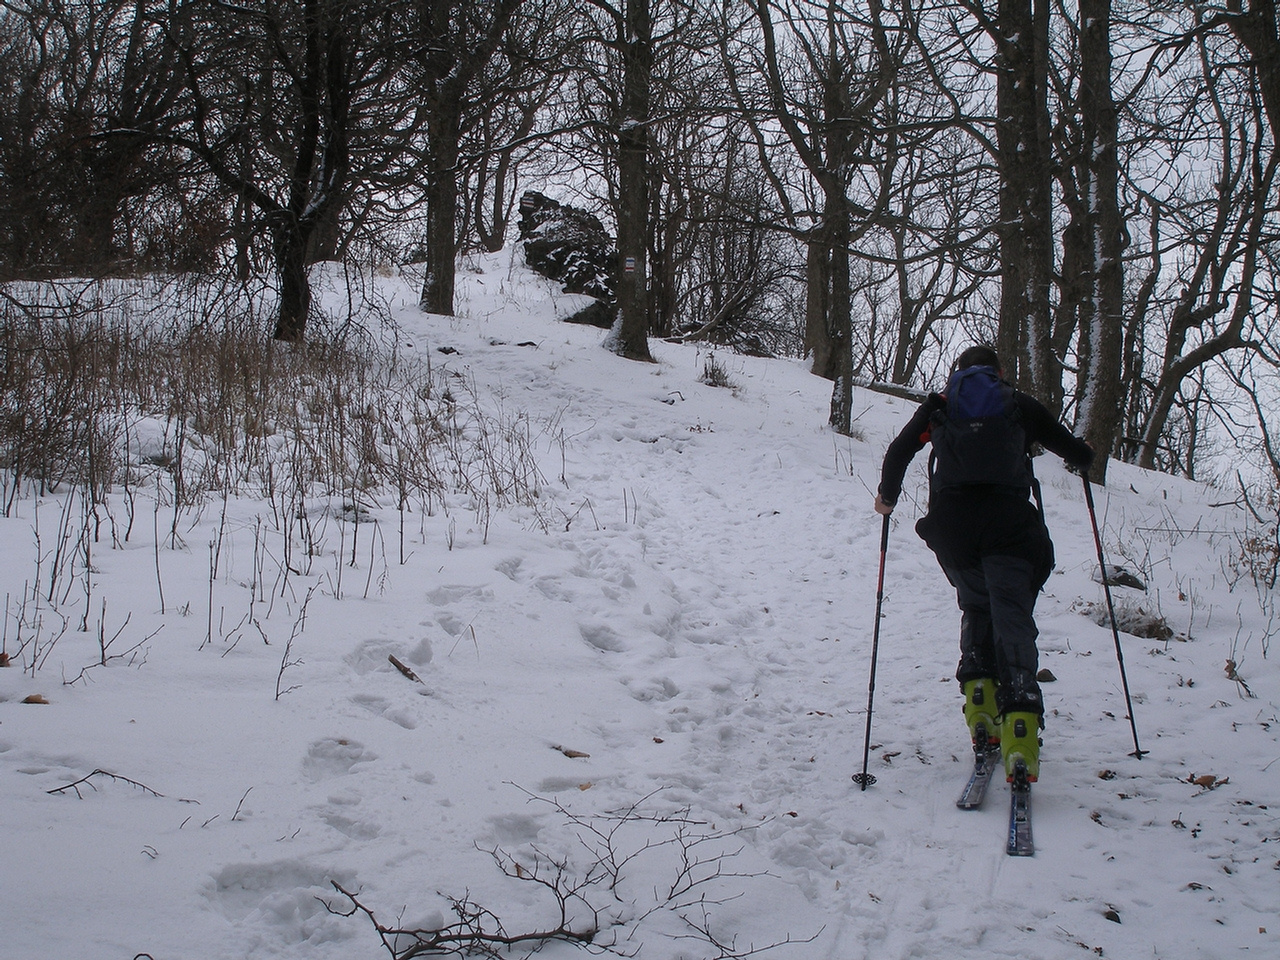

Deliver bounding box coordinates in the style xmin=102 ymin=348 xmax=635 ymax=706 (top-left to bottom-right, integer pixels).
xmin=962 ymin=678 xmax=1000 ymax=750
xmin=1002 ymin=711 xmax=1042 ymax=782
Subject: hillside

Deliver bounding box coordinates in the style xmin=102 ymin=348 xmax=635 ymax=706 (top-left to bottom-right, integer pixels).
xmin=1 ymin=252 xmax=1276 ymax=960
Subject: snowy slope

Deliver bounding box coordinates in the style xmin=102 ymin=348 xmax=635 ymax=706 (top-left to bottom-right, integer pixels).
xmin=1 ymin=251 xmax=1276 ymax=960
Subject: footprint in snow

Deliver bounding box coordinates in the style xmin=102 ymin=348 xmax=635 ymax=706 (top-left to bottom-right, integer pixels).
xmin=350 ymin=693 xmax=419 ymax=730
xmin=301 ymin=738 xmax=376 ymax=782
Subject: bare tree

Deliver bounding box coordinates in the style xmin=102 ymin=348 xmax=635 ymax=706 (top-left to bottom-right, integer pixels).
xmin=743 ymin=0 xmax=897 ymax=432
xmin=669 ymin=121 xmax=806 ymax=354
xmin=848 ymin=2 xmax=1000 ymax=387
xmin=151 ymin=0 xmax=414 ymax=342
xmin=1052 ymin=0 xmax=1127 ymax=483
xmin=459 ymin=5 xmax=575 ymax=255
xmin=1118 ymin=13 xmax=1279 ymax=472
xmin=574 ymin=0 xmax=658 ymax=361
xmin=958 ymin=0 xmax=1059 ymax=408
xmin=0 ymin=0 xmax=200 ymax=277
xmin=412 ymin=0 xmax=524 ymax=316
xmin=1220 ymin=0 xmax=1280 ymax=145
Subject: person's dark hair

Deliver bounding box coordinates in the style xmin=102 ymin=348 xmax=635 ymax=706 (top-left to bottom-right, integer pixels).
xmin=954 ymin=345 xmax=1000 ymax=372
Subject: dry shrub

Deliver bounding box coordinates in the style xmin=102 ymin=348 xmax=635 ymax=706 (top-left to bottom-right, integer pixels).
xmin=0 ymin=275 xmax=545 ymax=520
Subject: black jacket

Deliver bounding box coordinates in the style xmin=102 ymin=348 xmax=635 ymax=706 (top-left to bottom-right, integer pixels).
xmin=878 ymin=387 xmax=1093 ymax=580
xmin=878 ymin=390 xmax=1093 ymax=508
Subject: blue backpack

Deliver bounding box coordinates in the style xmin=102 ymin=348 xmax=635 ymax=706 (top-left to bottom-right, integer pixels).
xmin=928 ymin=365 xmax=1031 ymax=493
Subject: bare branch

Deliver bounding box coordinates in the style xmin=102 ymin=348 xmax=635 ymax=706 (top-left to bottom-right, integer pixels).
xmin=48 ymin=769 xmax=164 ymax=799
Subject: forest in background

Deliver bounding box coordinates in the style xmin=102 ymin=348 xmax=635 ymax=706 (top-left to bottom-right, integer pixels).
xmin=1 ymin=0 xmax=1278 ymax=491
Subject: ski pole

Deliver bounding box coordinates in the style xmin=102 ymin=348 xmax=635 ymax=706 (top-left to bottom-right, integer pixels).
xmin=853 ymin=513 xmax=892 ymax=789
xmin=1082 ymin=474 xmax=1147 ymax=759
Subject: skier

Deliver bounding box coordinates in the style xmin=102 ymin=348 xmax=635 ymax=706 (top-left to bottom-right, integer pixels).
xmin=874 ymin=345 xmax=1093 ymax=783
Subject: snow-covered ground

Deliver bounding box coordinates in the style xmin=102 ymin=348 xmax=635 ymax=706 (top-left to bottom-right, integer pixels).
xmin=2 ymin=252 xmax=1276 ymax=960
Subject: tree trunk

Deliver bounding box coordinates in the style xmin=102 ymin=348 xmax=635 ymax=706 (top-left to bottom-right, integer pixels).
xmin=306 ymin=191 xmax=346 ymax=263
xmin=994 ymin=0 xmax=1058 ymax=412
xmin=804 ymin=229 xmax=833 ymax=376
xmin=826 ymin=190 xmax=853 ymax=432
xmin=819 ymin=13 xmax=854 ymax=435
xmin=473 ymin=98 xmax=538 ymax=254
xmin=1226 ymin=1 xmax=1280 ymax=146
xmin=273 ymin=217 xmax=312 ymax=343
xmin=420 ymin=109 xmax=461 ymax=316
xmin=414 ymin=1 xmax=523 ymax=313
xmin=474 ymin=152 xmax=513 ymax=254
xmin=420 ymin=168 xmax=459 ymax=316
xmin=649 ymin=197 xmax=678 ymax=338
xmin=1072 ymin=0 xmax=1125 ymax=485
xmin=610 ymin=0 xmax=655 ymax=362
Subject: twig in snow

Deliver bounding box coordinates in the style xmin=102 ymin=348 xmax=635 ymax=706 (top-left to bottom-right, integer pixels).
xmin=388 ymin=654 xmax=423 ymax=683
xmin=48 ymin=769 xmax=164 ymax=799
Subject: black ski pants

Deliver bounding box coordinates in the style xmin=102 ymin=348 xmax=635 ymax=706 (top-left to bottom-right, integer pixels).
xmin=914 ymin=486 xmax=1052 ymax=716
xmin=942 ymin=554 xmax=1044 ymax=716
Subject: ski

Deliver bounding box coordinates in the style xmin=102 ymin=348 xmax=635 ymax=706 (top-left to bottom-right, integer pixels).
xmin=1006 ymin=762 xmax=1034 ymax=856
xmin=956 ymin=746 xmax=1001 ymax=809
